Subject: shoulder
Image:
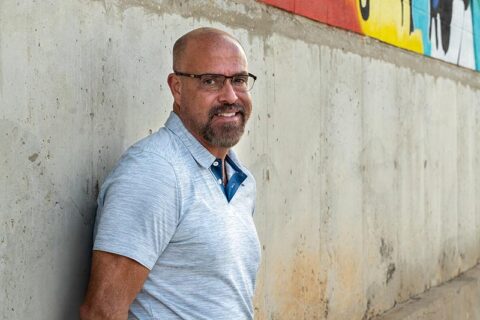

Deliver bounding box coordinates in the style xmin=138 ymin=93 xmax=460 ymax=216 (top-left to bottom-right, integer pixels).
xmin=114 ymin=127 xmax=186 ymax=173
xmin=99 ymin=128 xmax=182 ymax=202
xmin=128 ymin=127 xmax=179 ymax=159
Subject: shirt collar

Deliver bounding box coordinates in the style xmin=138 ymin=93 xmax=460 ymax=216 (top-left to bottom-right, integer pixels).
xmin=226 ymin=148 xmax=243 ymax=168
xmin=164 ymin=112 xmax=216 ymax=168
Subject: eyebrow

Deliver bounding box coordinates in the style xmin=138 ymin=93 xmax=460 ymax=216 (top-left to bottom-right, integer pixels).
xmin=201 ymin=72 xmax=249 ymax=77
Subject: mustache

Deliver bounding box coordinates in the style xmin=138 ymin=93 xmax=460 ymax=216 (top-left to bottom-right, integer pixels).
xmin=208 ymin=103 xmax=246 ymax=119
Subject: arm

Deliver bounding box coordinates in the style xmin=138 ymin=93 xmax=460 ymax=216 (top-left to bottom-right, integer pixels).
xmin=80 ymin=250 xmax=150 ymax=320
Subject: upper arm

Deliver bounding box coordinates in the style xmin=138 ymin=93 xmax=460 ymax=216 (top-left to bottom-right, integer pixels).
xmin=94 ymin=151 xmax=179 ymax=269
xmin=80 ymin=250 xmax=150 ymax=320
xmin=82 ymin=150 xmax=178 ymax=318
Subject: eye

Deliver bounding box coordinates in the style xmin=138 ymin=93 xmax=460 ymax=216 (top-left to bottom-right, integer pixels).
xmin=232 ymin=76 xmax=248 ymax=86
xmin=200 ymin=75 xmax=219 ymax=87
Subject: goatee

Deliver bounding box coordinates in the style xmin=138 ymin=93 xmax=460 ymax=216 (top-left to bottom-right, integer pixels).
xmin=201 ymin=103 xmax=247 ymax=148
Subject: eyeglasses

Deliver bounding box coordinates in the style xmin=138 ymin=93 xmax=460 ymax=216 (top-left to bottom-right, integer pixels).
xmin=174 ymin=71 xmax=257 ymax=92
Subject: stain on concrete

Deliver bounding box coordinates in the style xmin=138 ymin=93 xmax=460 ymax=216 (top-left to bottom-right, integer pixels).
xmin=362 ymin=299 xmax=372 ymax=320
xmin=28 ymin=153 xmax=39 ymax=162
xmin=380 ymin=238 xmax=393 ymax=261
xmin=94 ymin=180 xmax=100 ymax=199
xmin=324 ymin=298 xmax=329 ymax=318
xmin=270 ymin=250 xmax=327 ymax=319
xmin=386 ymin=263 xmax=396 ymax=284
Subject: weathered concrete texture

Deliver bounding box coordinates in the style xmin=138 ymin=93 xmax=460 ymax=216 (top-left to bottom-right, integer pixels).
xmin=374 ymin=264 xmax=480 ymax=320
xmin=1 ymin=0 xmax=480 ymax=319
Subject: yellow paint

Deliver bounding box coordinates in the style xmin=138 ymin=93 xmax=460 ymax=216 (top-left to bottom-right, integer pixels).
xmin=357 ymin=0 xmax=424 ymax=53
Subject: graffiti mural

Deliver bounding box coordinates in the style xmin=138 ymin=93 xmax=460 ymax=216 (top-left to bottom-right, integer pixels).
xmin=258 ymin=0 xmax=480 ymax=71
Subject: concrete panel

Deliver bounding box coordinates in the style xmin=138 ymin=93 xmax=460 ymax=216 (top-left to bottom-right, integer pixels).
xmin=256 ymin=35 xmax=326 ymax=320
xmin=360 ymin=59 xmax=402 ymax=318
xmin=1 ymin=0 xmax=480 ymax=319
xmin=321 ymin=48 xmax=365 ymax=319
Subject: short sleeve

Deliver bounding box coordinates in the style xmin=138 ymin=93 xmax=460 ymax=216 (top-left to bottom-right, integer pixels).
xmin=93 ymin=150 xmax=178 ymax=270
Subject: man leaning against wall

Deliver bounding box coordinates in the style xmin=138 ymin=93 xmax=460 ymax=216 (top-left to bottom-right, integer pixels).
xmin=80 ymin=27 xmax=261 ymax=320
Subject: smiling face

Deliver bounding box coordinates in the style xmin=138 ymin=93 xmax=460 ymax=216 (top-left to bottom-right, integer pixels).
xmin=168 ymin=30 xmax=253 ymax=157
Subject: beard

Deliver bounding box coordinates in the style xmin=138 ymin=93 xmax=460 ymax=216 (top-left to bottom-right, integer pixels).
xmin=199 ymin=103 xmax=248 ymax=148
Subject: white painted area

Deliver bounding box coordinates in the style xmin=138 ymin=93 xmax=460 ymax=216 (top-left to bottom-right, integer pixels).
xmin=458 ymin=4 xmax=476 ymax=68
xmin=430 ymin=0 xmax=475 ymax=68
xmin=1 ymin=0 xmax=480 ymax=319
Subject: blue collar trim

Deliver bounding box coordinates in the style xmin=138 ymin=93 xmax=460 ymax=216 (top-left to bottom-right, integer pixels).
xmin=210 ymin=155 xmax=247 ymax=202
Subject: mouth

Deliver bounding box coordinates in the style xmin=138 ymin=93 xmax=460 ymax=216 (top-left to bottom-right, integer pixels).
xmin=215 ymin=112 xmax=239 ymax=118
xmin=209 ymin=104 xmax=245 ymax=122
xmin=211 ymin=111 xmax=243 ymax=125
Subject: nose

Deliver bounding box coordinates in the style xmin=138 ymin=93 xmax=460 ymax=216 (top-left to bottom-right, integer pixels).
xmin=218 ymin=79 xmax=239 ymax=104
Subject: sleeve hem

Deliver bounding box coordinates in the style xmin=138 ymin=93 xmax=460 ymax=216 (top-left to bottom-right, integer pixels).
xmin=93 ymin=245 xmax=156 ymax=270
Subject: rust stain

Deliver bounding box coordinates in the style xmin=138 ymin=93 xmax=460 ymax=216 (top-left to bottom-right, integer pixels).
xmin=326 ymin=245 xmax=366 ymax=318
xmin=265 ymin=250 xmax=327 ymax=320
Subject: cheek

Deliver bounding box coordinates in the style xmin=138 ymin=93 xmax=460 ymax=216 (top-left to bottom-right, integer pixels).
xmin=240 ymin=95 xmax=253 ymax=113
xmin=182 ymin=91 xmax=213 ymax=114
xmin=196 ymin=95 xmax=219 ymax=113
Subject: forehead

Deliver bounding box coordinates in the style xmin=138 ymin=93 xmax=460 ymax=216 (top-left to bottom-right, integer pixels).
xmin=181 ymin=37 xmax=248 ymax=74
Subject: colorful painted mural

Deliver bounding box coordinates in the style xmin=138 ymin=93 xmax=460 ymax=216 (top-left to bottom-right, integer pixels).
xmin=259 ymin=0 xmax=480 ymax=71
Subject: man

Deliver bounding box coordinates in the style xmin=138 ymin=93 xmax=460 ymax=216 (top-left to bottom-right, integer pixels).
xmin=80 ymin=28 xmax=261 ymax=319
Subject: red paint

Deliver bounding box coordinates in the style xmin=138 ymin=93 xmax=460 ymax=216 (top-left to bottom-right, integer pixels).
xmin=325 ymin=0 xmax=362 ymax=33
xmin=257 ymin=0 xmax=295 ymax=13
xmin=258 ymin=0 xmax=362 ymax=34
xmin=294 ymin=0 xmax=327 ymax=22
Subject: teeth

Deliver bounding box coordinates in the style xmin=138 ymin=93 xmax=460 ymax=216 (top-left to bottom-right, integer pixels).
xmin=218 ymin=112 xmax=236 ymax=117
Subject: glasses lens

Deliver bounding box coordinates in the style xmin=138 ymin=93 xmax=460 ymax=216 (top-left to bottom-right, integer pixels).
xmin=230 ymin=75 xmax=249 ymax=91
xmin=198 ymin=74 xmax=256 ymax=91
xmin=199 ymin=75 xmax=224 ymax=91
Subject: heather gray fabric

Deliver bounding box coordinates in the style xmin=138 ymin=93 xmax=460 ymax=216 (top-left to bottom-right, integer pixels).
xmin=93 ymin=112 xmax=261 ymax=320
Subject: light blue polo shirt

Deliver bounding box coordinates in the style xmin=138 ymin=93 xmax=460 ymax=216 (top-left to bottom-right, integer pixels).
xmin=93 ymin=112 xmax=261 ymax=320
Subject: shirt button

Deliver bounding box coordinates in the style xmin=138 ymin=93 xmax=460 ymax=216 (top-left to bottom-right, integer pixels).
xmin=213 ymin=161 xmax=219 ymax=166
xmin=218 ymin=179 xmax=222 ymax=184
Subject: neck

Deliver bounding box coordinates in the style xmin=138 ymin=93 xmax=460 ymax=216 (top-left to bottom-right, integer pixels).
xmin=202 ymin=142 xmax=229 ymax=160
xmin=189 ymin=130 xmax=229 ymax=159
xmin=173 ymin=111 xmax=229 ymax=160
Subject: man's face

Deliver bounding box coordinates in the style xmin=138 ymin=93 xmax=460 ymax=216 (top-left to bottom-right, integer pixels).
xmin=171 ymin=38 xmax=253 ymax=150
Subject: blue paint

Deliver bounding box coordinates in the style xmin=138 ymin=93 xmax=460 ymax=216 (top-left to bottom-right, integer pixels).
xmin=412 ymin=0 xmax=432 ymax=55
xmin=473 ymin=0 xmax=480 ymax=70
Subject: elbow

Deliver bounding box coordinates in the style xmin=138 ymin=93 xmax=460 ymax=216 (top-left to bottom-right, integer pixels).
xmin=79 ymin=302 xmax=107 ymax=320
xmin=79 ymin=303 xmax=92 ymax=320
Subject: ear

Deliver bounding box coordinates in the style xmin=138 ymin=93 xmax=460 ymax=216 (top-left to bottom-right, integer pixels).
xmin=167 ymin=73 xmax=182 ymax=107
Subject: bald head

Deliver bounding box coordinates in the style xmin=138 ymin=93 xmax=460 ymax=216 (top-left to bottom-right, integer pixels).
xmin=172 ymin=27 xmax=245 ymax=71
xmin=167 ymin=27 xmax=253 ymax=155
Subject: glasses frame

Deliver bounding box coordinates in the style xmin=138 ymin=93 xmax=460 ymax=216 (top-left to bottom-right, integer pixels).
xmin=173 ymin=71 xmax=257 ymax=92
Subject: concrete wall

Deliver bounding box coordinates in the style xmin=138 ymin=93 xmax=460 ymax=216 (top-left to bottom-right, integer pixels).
xmin=1 ymin=0 xmax=479 ymax=319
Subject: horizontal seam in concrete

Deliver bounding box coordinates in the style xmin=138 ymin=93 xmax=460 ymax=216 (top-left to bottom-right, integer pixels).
xmin=95 ymin=0 xmax=480 ymax=89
